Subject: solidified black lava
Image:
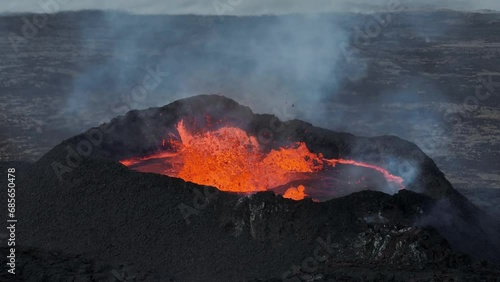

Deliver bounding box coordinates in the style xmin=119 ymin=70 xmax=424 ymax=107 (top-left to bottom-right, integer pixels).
xmin=2 ymin=95 xmax=500 ymax=281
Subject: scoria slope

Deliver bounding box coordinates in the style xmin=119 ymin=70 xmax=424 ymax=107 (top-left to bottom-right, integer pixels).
xmin=4 ymin=95 xmax=499 ymax=281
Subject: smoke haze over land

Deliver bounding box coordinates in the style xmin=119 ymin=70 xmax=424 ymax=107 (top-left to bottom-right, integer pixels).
xmin=0 ymin=6 xmax=499 ymax=218
xmin=1 ymin=3 xmax=500 ymax=279
xmin=1 ymin=0 xmax=500 ymax=15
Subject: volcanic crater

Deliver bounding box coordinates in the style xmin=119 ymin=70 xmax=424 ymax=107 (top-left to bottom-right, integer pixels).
xmin=62 ymin=95 xmax=441 ymax=198
xmin=5 ymin=95 xmax=500 ymax=281
xmin=118 ymin=102 xmax=406 ymax=201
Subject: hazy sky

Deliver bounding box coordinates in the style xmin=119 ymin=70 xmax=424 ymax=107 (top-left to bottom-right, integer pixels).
xmin=2 ymin=0 xmax=500 ymax=15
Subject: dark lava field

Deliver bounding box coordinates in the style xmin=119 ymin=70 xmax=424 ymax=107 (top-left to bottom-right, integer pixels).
xmin=0 ymin=9 xmax=500 ymax=281
xmin=1 ymin=10 xmax=499 ymax=217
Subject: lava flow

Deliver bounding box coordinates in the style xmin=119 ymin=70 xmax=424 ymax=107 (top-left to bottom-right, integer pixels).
xmin=120 ymin=120 xmax=405 ymax=201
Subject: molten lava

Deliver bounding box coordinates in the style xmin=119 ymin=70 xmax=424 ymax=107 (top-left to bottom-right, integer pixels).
xmin=120 ymin=119 xmax=405 ymax=201
xmin=283 ymin=185 xmax=308 ymax=201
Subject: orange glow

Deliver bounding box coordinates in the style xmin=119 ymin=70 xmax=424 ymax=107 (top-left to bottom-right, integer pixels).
xmin=120 ymin=119 xmax=405 ymax=199
xmin=283 ymin=185 xmax=308 ymax=201
xmin=325 ymin=159 xmax=404 ymax=187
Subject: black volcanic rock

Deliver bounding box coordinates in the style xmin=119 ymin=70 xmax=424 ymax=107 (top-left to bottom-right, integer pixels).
xmin=2 ymin=95 xmax=500 ymax=281
xmin=0 ymin=246 xmax=168 ymax=281
xmin=39 ymin=94 xmax=452 ymax=198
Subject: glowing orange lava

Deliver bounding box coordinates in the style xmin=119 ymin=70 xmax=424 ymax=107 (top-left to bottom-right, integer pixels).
xmin=283 ymin=185 xmax=308 ymax=201
xmin=120 ymin=120 xmax=405 ymax=198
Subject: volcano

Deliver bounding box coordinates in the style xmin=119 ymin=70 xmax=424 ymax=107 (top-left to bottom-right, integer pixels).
xmin=3 ymin=95 xmax=500 ymax=281
xmin=55 ymin=95 xmax=449 ymax=197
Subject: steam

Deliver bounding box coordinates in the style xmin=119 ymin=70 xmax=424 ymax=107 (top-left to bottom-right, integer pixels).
xmin=61 ymin=12 xmax=358 ymax=122
xmin=4 ymin=1 xmax=487 ymax=194
xmin=53 ymin=9 xmax=463 ymax=190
